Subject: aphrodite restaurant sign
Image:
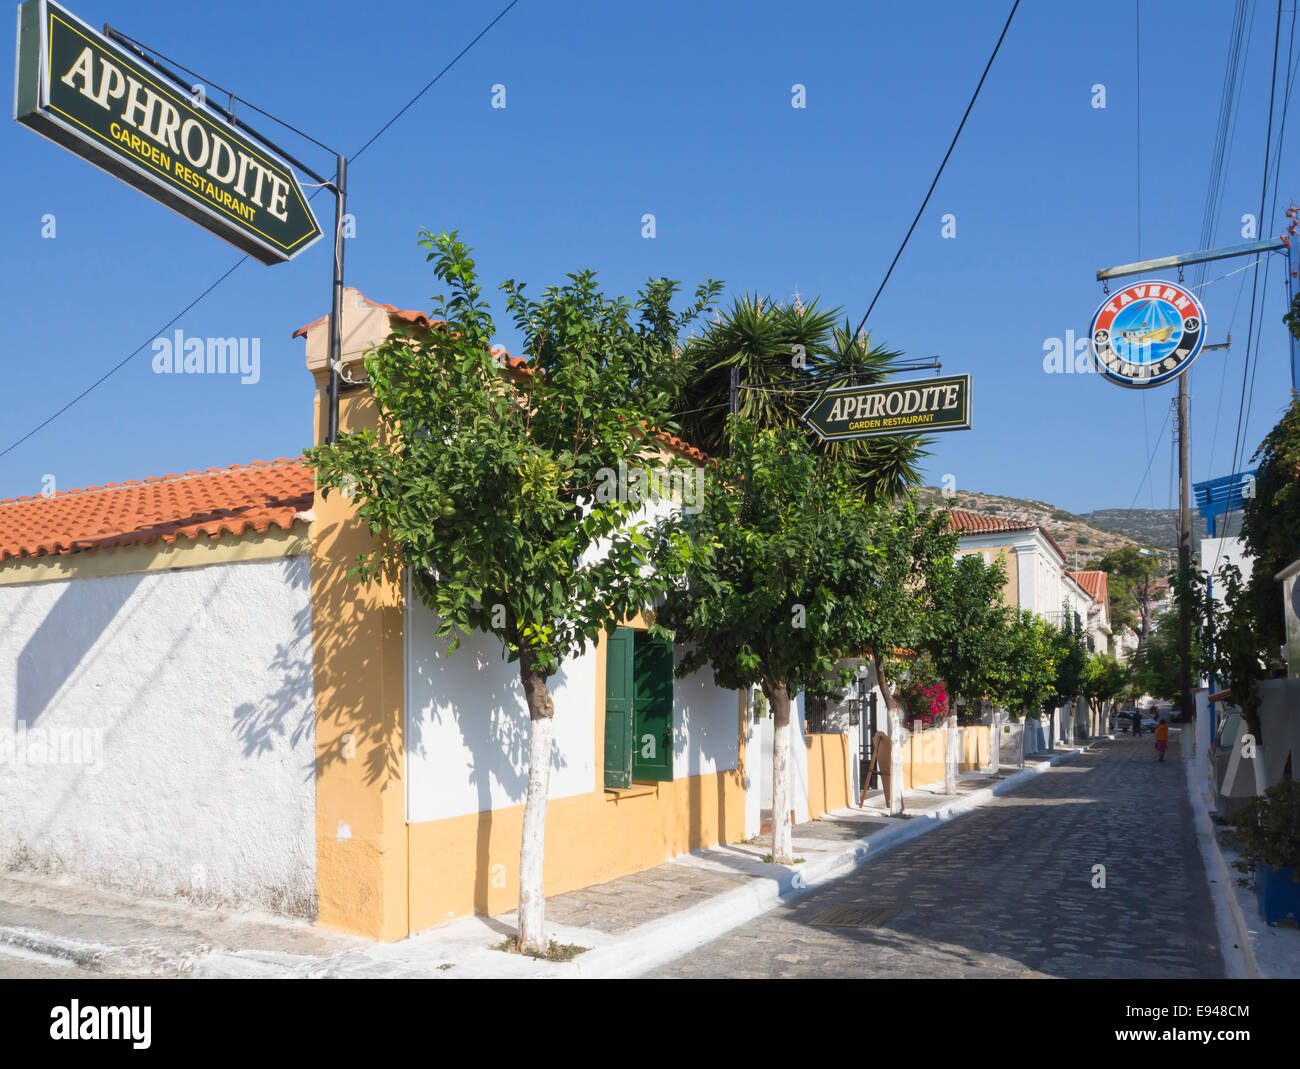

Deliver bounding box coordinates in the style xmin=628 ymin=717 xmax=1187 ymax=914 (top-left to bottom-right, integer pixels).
xmin=801 ymin=374 xmax=971 ymax=442
xmin=1088 ymin=279 xmax=1206 ymax=389
xmin=13 ymin=0 xmax=322 ymax=264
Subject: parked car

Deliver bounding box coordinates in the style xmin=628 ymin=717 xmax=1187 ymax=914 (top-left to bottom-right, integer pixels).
xmin=1111 ymin=709 xmax=1158 ymax=734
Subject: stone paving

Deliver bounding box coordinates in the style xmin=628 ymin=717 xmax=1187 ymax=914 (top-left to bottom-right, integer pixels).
xmin=544 ymin=864 xmax=756 ymax=934
xmin=648 ymin=736 xmax=1223 ymax=978
xmin=539 ymin=768 xmax=1017 ymax=934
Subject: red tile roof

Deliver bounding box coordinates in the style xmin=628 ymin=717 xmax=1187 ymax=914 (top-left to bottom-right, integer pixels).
xmin=292 ymin=290 xmax=522 ymax=370
xmin=1067 ymin=569 xmax=1104 ymax=599
xmin=0 ymin=459 xmax=313 ymax=562
xmin=292 ymin=295 xmax=438 ymax=340
xmin=643 ymin=423 xmax=710 ymax=463
xmin=948 ymin=508 xmax=1066 ymax=562
xmin=1067 ymin=569 xmax=1109 ymax=606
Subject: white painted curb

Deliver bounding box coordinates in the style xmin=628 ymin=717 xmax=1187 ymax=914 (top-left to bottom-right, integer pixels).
xmin=1184 ymin=761 xmax=1259 ymax=980
xmin=0 ymin=924 xmax=203 ymax=976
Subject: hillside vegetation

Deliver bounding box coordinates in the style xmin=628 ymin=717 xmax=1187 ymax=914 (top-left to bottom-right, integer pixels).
xmin=915 ymin=487 xmax=1184 ymax=566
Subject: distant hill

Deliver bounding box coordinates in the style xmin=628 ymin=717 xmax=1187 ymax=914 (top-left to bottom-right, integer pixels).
xmin=1081 ymin=508 xmax=1205 ymax=556
xmin=916 ymin=487 xmax=1172 ymax=567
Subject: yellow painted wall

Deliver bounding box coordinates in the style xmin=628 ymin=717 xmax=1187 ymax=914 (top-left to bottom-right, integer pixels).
xmin=302 ymin=302 xmax=750 ymax=940
xmin=407 ymin=770 xmax=746 ymax=932
xmin=805 ymin=734 xmax=851 ymax=819
xmin=0 ymin=525 xmax=308 ymax=586
xmin=903 ymin=723 xmax=946 ymax=789
xmin=894 ymin=723 xmax=992 ymax=788
xmin=309 ymin=370 xmax=410 ymax=941
xmin=405 ymin=620 xmax=748 ymax=934
xmin=958 ymin=725 xmax=990 ymax=771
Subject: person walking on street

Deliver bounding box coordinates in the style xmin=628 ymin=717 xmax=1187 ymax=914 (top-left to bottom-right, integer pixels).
xmin=1131 ymin=709 xmax=1142 ymax=736
xmin=1155 ymin=716 xmax=1169 ymax=762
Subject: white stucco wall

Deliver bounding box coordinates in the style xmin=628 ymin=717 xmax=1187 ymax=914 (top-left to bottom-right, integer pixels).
xmin=1202 ymin=536 xmax=1253 ymax=604
xmin=0 ymin=554 xmax=316 ymax=915
xmin=404 ymin=473 xmax=739 ymax=825
xmin=404 ymin=603 xmax=741 ymax=824
xmin=404 ymin=600 xmax=598 ymax=823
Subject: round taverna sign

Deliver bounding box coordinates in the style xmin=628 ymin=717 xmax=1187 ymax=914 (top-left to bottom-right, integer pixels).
xmin=1089 ymin=279 xmax=1206 ymax=388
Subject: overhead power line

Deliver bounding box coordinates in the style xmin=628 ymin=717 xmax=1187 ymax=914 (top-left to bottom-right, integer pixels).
xmin=1212 ymin=0 xmax=1286 ymax=581
xmin=847 ymin=0 xmax=1020 ymax=343
xmin=0 ymin=1 xmax=522 ymax=463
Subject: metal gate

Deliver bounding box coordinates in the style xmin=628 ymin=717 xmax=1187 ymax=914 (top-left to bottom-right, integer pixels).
xmin=856 ymin=691 xmax=879 ymax=795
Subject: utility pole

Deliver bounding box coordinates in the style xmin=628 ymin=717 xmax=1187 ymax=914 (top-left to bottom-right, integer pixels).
xmin=1176 ymin=374 xmax=1193 ymax=722
xmin=1097 ymin=227 xmax=1295 ymax=725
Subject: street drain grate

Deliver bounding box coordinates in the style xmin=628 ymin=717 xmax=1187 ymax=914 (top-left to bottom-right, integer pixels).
xmin=808 ymin=904 xmax=899 ymax=928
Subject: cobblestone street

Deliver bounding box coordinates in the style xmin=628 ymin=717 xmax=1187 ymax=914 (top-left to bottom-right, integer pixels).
xmin=651 ymin=736 xmax=1223 ymax=978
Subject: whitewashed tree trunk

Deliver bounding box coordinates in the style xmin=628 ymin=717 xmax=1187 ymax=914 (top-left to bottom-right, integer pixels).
xmin=989 ymin=706 xmax=1001 ymax=775
xmin=944 ymin=714 xmax=958 ymax=794
xmin=888 ymin=704 xmax=904 ymax=816
xmin=517 ymin=654 xmax=555 ymax=954
xmin=769 ymin=682 xmax=794 ymax=864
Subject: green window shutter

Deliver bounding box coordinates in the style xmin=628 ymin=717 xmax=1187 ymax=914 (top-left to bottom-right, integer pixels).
xmin=603 ymin=627 xmax=634 ymax=789
xmin=632 ymin=633 xmax=674 ymax=782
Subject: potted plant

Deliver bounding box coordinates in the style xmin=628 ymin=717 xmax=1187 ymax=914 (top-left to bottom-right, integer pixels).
xmin=1222 ymin=780 xmax=1300 ymax=926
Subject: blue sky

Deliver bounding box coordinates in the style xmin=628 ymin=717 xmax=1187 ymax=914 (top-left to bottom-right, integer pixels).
xmin=2 ymin=0 xmax=1296 ymax=514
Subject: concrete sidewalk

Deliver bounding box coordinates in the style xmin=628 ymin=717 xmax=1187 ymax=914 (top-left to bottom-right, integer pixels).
xmin=0 ymin=743 xmax=1099 ymax=979
xmin=1185 ymin=759 xmax=1300 ymax=979
xmin=0 ymin=870 xmax=362 ymax=977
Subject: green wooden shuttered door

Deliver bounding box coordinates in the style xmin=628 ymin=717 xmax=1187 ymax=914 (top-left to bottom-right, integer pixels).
xmin=603 ymin=627 xmax=635 ymax=789
xmin=632 ymin=633 xmax=674 ymax=782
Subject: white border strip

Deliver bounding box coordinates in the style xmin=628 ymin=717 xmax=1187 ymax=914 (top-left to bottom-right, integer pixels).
xmin=1185 ymin=760 xmax=1258 ymax=979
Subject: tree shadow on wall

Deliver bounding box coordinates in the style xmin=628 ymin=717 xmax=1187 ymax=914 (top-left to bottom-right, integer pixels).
xmin=407 ymin=621 xmax=574 ymax=918
xmin=231 ymin=576 xmax=315 ymax=783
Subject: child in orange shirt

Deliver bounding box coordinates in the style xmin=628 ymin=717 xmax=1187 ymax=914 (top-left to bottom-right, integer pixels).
xmin=1155 ymin=717 xmax=1169 ymax=762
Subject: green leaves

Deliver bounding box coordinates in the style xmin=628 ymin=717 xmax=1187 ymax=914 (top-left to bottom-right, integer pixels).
xmin=667 ymin=294 xmax=928 ymax=500
xmin=304 ymin=232 xmax=722 ymax=677
xmin=1081 ymin=653 xmax=1127 ymax=705
xmin=656 ymin=420 xmax=899 ymax=697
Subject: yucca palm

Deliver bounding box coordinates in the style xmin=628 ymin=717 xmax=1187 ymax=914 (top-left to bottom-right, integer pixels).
xmin=668 ymin=296 xmax=931 ymax=501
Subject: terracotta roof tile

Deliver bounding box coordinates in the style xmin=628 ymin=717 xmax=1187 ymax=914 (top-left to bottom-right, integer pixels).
xmin=643 ymin=423 xmax=710 ymax=463
xmin=0 ymin=459 xmax=313 ymax=563
xmin=949 ymin=508 xmax=1066 ymax=563
xmin=1067 ymin=569 xmax=1107 ymax=603
xmin=292 ymin=293 xmax=438 ymax=340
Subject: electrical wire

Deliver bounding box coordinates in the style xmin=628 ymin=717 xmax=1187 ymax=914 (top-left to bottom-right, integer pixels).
xmin=349 ymin=0 xmax=520 ymax=165
xmin=1191 ymin=0 xmax=1250 ymax=487
xmin=1206 ymin=266 xmax=1253 ymax=479
xmin=1212 ymin=0 xmax=1286 ymax=581
xmin=0 ymin=258 xmax=249 ymax=460
xmin=1120 ymin=409 xmax=1171 ymax=519
xmin=0 ymin=1 xmax=522 ymax=463
xmin=846 ymin=0 xmax=1019 ymax=342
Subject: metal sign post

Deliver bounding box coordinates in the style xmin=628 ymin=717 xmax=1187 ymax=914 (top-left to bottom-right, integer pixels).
xmin=1094 ymin=225 xmax=1295 ymax=725
xmin=15 ymin=0 xmax=322 ymax=263
xmin=15 ymin=0 xmax=350 ymax=445
xmin=327 ymin=155 xmax=346 ymax=445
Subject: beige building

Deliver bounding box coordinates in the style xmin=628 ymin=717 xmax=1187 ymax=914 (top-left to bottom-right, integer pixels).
xmin=1065 ymin=570 xmax=1116 ymax=657
xmin=950 ymin=510 xmax=1093 ymax=629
